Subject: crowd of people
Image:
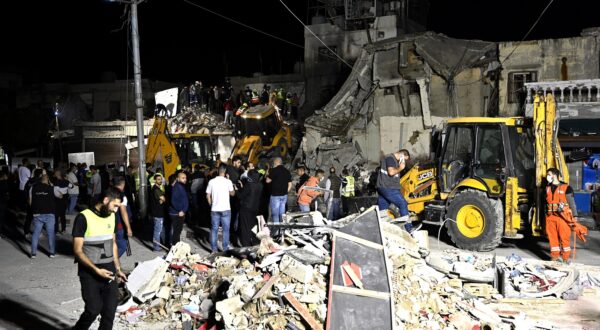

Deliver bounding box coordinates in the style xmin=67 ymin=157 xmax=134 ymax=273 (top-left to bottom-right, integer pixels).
xmin=1 ymin=155 xmax=361 ymax=259
xmin=178 ymin=78 xmax=300 ymax=122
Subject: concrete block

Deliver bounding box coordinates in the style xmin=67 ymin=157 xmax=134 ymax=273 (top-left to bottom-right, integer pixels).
xmin=279 ymin=254 xmax=314 ymax=284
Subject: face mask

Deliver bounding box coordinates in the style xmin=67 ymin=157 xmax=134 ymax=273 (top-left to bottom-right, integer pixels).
xmin=546 ymin=175 xmax=553 ymax=183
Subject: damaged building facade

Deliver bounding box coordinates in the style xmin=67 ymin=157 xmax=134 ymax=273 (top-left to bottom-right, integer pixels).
xmin=302 ymin=32 xmax=499 ymax=171
xmin=301 ymin=27 xmax=600 ymax=175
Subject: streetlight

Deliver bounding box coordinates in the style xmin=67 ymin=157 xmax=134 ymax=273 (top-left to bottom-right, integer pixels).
xmin=108 ymin=0 xmax=148 ymax=217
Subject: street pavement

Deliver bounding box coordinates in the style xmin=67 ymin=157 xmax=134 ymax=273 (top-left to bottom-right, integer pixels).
xmin=0 ymin=210 xmax=598 ymax=329
xmin=0 ymin=210 xmax=209 ymax=330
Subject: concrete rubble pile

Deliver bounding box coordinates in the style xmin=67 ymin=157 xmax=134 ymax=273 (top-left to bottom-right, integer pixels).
xmin=116 ymin=208 xmax=600 ymax=329
xmin=169 ymin=106 xmax=232 ymax=135
xmin=118 ymin=232 xmax=331 ymax=330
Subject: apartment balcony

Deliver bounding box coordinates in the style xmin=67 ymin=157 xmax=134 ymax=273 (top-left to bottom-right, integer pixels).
xmin=525 ymin=79 xmax=600 ymax=148
xmin=524 ymin=79 xmax=600 ymax=119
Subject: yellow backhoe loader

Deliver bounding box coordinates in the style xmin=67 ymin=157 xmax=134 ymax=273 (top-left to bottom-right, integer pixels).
xmin=400 ymin=92 xmax=568 ymax=251
xmin=232 ymin=104 xmax=292 ymax=165
xmin=146 ymin=113 xmax=215 ymax=180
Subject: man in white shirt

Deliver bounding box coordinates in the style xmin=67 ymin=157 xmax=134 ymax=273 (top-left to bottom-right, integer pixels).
xmin=66 ymin=165 xmax=79 ymax=214
xmin=206 ymin=166 xmax=235 ymax=252
xmin=90 ymin=166 xmax=102 ymax=205
xmin=18 ymin=159 xmax=31 ymax=208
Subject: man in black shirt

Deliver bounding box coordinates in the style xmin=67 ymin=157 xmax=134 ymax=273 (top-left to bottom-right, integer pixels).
xmin=227 ymin=156 xmax=242 ymax=245
xmin=29 ymin=174 xmax=56 ymax=258
xmin=72 ymin=187 xmax=126 ymax=330
xmin=266 ymin=157 xmax=292 ymax=228
xmin=295 ymin=165 xmax=309 ymax=193
xmin=149 ymin=173 xmax=166 ymax=251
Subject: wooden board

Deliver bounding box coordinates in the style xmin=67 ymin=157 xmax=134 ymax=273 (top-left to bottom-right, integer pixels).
xmin=326 ymin=207 xmax=394 ymax=330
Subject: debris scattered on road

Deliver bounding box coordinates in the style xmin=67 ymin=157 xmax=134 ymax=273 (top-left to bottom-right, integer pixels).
xmin=115 ymin=207 xmax=600 ymax=329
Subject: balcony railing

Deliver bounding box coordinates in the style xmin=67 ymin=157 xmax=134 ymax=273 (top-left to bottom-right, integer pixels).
xmin=525 ymin=79 xmax=600 ymax=103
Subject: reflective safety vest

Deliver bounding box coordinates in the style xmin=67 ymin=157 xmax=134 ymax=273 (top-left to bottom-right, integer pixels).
xmin=342 ymin=176 xmax=355 ymax=197
xmin=81 ymin=209 xmax=115 ymax=265
xmin=545 ymin=183 xmax=572 ymax=220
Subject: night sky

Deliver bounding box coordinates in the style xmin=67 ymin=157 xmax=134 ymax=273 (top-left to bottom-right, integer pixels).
xmin=1 ymin=0 xmax=599 ymax=86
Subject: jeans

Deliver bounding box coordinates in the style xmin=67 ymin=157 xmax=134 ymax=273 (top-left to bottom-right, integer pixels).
xmin=378 ymin=187 xmax=415 ymax=231
xmin=377 ymin=187 xmax=409 ymax=216
xmin=328 ymin=198 xmax=341 ymax=220
xmin=210 ymin=210 xmax=231 ymax=252
xmin=299 ymin=204 xmax=310 ymax=212
xmin=31 ymin=214 xmax=55 ymax=256
xmin=74 ymin=270 xmax=118 ymax=330
xmin=270 ymin=195 xmax=287 ymax=224
xmin=116 ymin=228 xmax=128 ymax=257
xmin=152 ymin=217 xmax=164 ymax=251
xmin=68 ymin=194 xmax=78 ymax=214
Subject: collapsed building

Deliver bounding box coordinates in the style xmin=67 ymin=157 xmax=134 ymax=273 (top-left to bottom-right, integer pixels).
xmin=300 ymin=28 xmax=600 ymax=187
xmin=301 ymin=32 xmax=500 ymax=172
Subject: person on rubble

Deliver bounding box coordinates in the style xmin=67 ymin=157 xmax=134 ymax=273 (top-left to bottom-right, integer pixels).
xmin=297 ymin=169 xmax=324 ymax=212
xmin=179 ymin=86 xmax=190 ymax=109
xmin=237 ymin=169 xmax=263 ymax=246
xmin=223 ymin=97 xmax=234 ymax=125
xmin=251 ymin=89 xmax=260 ymax=106
xmin=260 ymin=84 xmax=270 ymax=105
xmin=206 ymin=165 xmax=235 ymax=252
xmin=376 ymin=149 xmax=421 ymax=233
xmin=545 ymin=168 xmax=579 ymax=264
xmin=223 ymin=78 xmax=233 ymax=100
xmin=189 ymin=83 xmax=198 ymax=107
xmin=266 ymin=157 xmax=292 ymax=234
xmin=72 ymin=187 xmax=126 ymax=330
xmin=325 ymin=167 xmax=342 ymax=220
xmin=244 ymin=86 xmax=253 ymax=105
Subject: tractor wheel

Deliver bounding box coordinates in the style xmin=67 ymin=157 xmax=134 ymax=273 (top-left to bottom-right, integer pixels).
xmin=445 ymin=189 xmax=503 ymax=251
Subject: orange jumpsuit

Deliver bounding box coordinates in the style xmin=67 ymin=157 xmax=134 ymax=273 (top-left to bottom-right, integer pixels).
xmin=545 ymin=183 xmax=574 ymax=260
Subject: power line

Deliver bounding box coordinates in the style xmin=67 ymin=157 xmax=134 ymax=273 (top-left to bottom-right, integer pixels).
xmin=455 ymin=0 xmax=554 ymax=87
xmin=501 ymin=0 xmax=555 ymax=64
xmin=181 ymin=0 xmax=305 ymax=50
xmin=278 ymin=0 xmax=364 ymax=78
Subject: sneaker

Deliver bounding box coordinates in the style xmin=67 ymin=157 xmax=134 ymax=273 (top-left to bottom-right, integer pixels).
xmin=409 ymin=222 xmax=423 ymax=234
xmin=30 ymin=254 xmax=36 ymax=259
xmin=49 ymin=254 xmax=56 ymax=258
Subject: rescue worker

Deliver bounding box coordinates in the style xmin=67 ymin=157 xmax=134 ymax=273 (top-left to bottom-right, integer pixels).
xmin=545 ymin=168 xmax=578 ymax=263
xmin=251 ymin=89 xmax=260 ymax=106
xmin=72 ymin=187 xmax=126 ymax=330
xmin=341 ymin=168 xmax=355 ymax=216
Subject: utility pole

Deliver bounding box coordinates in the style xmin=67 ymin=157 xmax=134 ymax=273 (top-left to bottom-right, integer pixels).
xmin=131 ymin=0 xmax=147 ymax=218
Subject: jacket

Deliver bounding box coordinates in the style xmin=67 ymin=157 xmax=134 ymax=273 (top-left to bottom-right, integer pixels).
xmin=238 ymin=175 xmax=263 ymax=212
xmin=169 ymin=182 xmax=189 ymax=215
xmin=297 ymin=176 xmax=320 ymax=206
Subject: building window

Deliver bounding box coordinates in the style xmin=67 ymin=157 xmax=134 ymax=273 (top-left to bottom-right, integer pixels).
xmin=508 ymin=71 xmax=537 ymax=104
xmin=317 ymin=46 xmax=337 ymax=62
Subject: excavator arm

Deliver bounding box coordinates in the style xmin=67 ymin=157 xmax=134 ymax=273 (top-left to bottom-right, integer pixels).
xmin=146 ymin=116 xmax=181 ymax=180
xmin=532 ymin=92 xmax=570 ymax=235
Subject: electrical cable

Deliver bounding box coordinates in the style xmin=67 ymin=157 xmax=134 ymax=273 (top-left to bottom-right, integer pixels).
xmin=181 ymin=0 xmax=304 ymax=50
xmin=278 ymin=0 xmax=371 ymax=81
xmin=455 ymin=0 xmax=555 ymax=87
